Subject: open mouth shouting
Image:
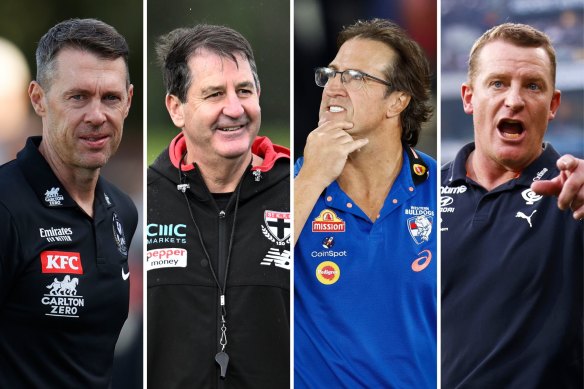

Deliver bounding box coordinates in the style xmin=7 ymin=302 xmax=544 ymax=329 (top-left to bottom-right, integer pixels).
xmin=497 ymin=119 xmax=525 ymax=140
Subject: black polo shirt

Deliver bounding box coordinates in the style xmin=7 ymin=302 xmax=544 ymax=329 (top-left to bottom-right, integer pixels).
xmin=0 ymin=137 xmax=138 ymax=388
xmin=441 ymin=142 xmax=583 ymax=388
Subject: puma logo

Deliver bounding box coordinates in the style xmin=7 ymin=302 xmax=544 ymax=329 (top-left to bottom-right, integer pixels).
xmin=515 ymin=210 xmax=537 ymax=228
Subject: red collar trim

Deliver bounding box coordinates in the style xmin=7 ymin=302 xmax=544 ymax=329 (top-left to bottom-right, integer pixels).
xmin=168 ymin=132 xmax=290 ymax=172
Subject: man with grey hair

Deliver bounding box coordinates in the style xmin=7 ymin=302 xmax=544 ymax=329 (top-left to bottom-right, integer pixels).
xmin=441 ymin=22 xmax=583 ymax=387
xmin=0 ymin=18 xmax=137 ymax=388
xmin=147 ymin=24 xmax=290 ymax=387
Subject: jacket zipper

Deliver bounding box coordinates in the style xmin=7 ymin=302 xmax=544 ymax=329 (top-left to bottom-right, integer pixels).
xmin=217 ymin=208 xmax=227 ymax=389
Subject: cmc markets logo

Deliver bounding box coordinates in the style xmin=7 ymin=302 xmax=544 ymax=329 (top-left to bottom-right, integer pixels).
xmin=315 ymin=261 xmax=340 ymax=285
xmin=311 ymin=209 xmax=346 ymax=233
xmin=147 ymin=223 xmax=187 ymax=244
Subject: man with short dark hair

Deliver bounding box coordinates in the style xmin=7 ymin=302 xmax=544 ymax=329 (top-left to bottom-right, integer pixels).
xmin=294 ymin=19 xmax=437 ymax=388
xmin=147 ymin=24 xmax=290 ymax=388
xmin=0 ymin=18 xmax=137 ymax=388
xmin=441 ymin=23 xmax=584 ymax=387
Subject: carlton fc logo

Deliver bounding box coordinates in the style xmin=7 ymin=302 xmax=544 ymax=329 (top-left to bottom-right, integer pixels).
xmin=261 ymin=210 xmax=291 ymax=246
xmin=407 ymin=215 xmax=433 ymax=244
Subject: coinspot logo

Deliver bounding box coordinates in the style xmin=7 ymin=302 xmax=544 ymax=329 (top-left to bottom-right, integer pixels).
xmin=316 ymin=261 xmax=340 ymax=285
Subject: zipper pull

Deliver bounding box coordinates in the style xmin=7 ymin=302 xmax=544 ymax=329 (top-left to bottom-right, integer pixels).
xmin=218 ymin=210 xmax=226 ymax=218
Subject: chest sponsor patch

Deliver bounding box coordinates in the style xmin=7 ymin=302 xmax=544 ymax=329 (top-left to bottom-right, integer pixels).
xmin=39 ymin=226 xmax=73 ymax=242
xmin=316 ymin=261 xmax=341 ymax=285
xmin=40 ymin=251 xmax=83 ymax=274
xmin=44 ymin=187 xmax=64 ymax=206
xmin=312 ymin=209 xmax=346 ymax=233
xmin=261 ymin=210 xmax=291 ymax=246
xmin=42 ymin=275 xmax=84 ymax=318
xmin=147 ymin=248 xmax=187 ymax=270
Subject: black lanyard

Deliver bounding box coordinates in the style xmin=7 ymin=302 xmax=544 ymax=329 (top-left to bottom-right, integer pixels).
xmin=177 ymin=152 xmax=247 ymax=379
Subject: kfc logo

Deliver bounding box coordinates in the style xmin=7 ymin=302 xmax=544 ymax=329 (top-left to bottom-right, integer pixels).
xmin=41 ymin=251 xmax=83 ymax=274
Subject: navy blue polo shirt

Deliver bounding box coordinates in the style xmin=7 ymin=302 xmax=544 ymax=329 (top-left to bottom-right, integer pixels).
xmin=441 ymin=142 xmax=583 ymax=388
xmin=0 ymin=137 xmax=138 ymax=388
xmin=295 ymin=147 xmax=437 ymax=388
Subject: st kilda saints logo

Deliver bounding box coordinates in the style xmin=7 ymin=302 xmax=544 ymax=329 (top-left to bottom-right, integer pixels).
xmin=261 ymin=210 xmax=291 ymax=246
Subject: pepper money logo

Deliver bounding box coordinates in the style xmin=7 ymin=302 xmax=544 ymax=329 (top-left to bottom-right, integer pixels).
xmin=316 ymin=261 xmax=340 ymax=285
xmin=312 ymin=209 xmax=346 ymax=233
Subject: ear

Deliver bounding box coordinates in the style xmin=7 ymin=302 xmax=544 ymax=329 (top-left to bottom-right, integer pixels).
xmin=29 ymin=81 xmax=47 ymax=117
xmin=123 ymin=84 xmax=134 ymax=119
xmin=165 ymin=94 xmax=185 ymax=128
xmin=461 ymin=83 xmax=474 ymax=115
xmin=547 ymin=89 xmax=561 ymax=121
xmin=385 ymin=92 xmax=411 ymax=118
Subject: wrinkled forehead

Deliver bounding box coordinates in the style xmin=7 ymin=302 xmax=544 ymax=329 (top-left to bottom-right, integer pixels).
xmin=475 ymin=40 xmax=554 ymax=81
xmin=331 ymin=38 xmax=397 ymax=73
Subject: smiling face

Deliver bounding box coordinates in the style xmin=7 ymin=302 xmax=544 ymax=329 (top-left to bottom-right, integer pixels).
xmin=30 ymin=48 xmax=133 ymax=171
xmin=462 ymin=40 xmax=561 ymax=171
xmin=167 ymin=49 xmax=261 ymax=164
xmin=318 ymin=38 xmax=395 ymax=138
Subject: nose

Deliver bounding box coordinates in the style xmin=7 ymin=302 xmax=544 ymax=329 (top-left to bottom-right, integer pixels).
xmin=84 ymin=99 xmax=107 ymax=126
xmin=324 ymin=73 xmax=347 ymax=96
xmin=504 ymin=86 xmax=525 ymax=112
xmin=222 ymin=92 xmax=245 ymax=118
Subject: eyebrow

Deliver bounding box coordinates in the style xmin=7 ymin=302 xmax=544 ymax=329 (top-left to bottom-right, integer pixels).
xmin=235 ymin=81 xmax=255 ymax=90
xmin=64 ymin=87 xmax=124 ymax=96
xmin=200 ymin=81 xmax=255 ymax=95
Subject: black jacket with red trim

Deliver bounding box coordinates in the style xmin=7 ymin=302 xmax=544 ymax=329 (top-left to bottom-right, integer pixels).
xmin=147 ymin=133 xmax=290 ymax=389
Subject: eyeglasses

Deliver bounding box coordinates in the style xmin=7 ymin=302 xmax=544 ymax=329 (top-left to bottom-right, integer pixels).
xmin=314 ymin=67 xmax=392 ymax=90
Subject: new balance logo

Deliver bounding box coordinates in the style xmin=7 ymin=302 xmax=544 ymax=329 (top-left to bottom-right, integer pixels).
xmin=516 ymin=210 xmax=537 ymax=228
xmin=260 ymin=248 xmax=291 ymax=270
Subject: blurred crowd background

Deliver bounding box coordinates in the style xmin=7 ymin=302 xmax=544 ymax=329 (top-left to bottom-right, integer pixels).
xmin=442 ymin=0 xmax=584 ymax=162
xmin=0 ymin=0 xmax=143 ymax=388
xmin=294 ymin=0 xmax=438 ymax=160
xmin=146 ymin=0 xmax=290 ymax=164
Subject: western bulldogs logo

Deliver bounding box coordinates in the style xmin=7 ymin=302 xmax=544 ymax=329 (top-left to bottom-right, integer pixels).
xmin=407 ymin=215 xmax=433 ymax=244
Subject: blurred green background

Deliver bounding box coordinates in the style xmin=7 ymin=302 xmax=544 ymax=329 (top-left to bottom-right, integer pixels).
xmin=147 ymin=0 xmax=291 ymax=164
